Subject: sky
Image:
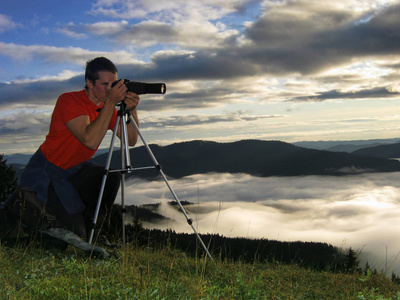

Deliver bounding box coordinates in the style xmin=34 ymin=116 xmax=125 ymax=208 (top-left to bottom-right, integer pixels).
xmin=1 ymin=0 xmax=400 ymax=155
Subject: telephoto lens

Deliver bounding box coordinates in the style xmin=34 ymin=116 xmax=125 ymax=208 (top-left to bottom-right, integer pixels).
xmin=112 ymin=79 xmax=166 ymax=95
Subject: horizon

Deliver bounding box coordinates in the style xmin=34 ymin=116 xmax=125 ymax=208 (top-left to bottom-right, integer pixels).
xmin=4 ymin=136 xmax=400 ymax=160
xmin=2 ymin=1 xmax=400 ymax=155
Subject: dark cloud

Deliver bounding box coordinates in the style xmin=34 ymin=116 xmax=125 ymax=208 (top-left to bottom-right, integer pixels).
xmin=241 ymin=3 xmax=400 ymax=75
xmin=308 ymin=6 xmax=400 ymax=60
xmin=0 ymin=54 xmax=260 ymax=111
xmin=0 ymin=76 xmax=84 ymax=106
xmin=117 ymin=22 xmax=179 ymax=45
xmin=290 ymin=86 xmax=400 ymax=102
xmin=117 ymin=50 xmax=259 ymax=81
xmin=0 ymin=110 xmax=50 ymax=138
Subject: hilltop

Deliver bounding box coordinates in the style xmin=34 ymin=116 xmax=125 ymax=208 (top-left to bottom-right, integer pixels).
xmin=294 ymin=137 xmax=400 ymax=152
xmin=91 ymin=139 xmax=400 ymax=179
xmin=352 ymin=142 xmax=400 ymax=159
xmin=6 ymin=139 xmax=400 ymax=181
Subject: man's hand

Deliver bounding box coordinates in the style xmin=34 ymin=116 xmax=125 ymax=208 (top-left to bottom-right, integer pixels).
xmin=124 ymin=92 xmax=140 ymax=111
xmin=106 ymin=79 xmax=127 ymax=105
xmin=122 ymin=91 xmax=140 ymax=146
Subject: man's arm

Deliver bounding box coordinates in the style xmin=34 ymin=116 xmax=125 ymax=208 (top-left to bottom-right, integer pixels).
xmin=66 ymin=81 xmax=127 ymax=150
xmin=66 ymin=102 xmax=117 ymax=150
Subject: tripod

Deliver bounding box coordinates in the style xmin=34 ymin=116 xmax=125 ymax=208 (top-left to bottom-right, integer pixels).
xmin=88 ymin=102 xmax=212 ymax=259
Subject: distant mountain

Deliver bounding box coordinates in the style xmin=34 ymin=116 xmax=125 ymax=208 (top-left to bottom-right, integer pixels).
xmin=352 ymin=142 xmax=400 ymax=159
xmin=90 ymin=140 xmax=400 ymax=178
xmin=294 ymin=138 xmax=400 ymax=152
xmin=327 ymin=143 xmax=385 ymax=152
xmin=3 ymin=153 xmax=32 ymax=165
xmin=4 ymin=148 xmax=109 ymax=166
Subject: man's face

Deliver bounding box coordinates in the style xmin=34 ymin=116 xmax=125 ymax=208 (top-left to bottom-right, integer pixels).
xmin=90 ymin=71 xmax=118 ymax=102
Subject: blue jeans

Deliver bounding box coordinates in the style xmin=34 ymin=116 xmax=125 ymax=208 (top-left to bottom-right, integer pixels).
xmin=45 ymin=164 xmax=120 ymax=239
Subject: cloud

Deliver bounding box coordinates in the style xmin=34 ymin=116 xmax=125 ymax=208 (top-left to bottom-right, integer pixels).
xmin=3 ymin=1 xmax=400 ymax=98
xmin=0 ymin=14 xmax=23 ymax=33
xmin=85 ymin=20 xmax=130 ymax=35
xmin=291 ymin=86 xmax=400 ymax=102
xmin=55 ymin=23 xmax=88 ymax=40
xmin=141 ymin=111 xmax=283 ymax=128
xmin=90 ymin=1 xmax=400 ymax=81
xmin=122 ymin=171 xmax=400 ymax=273
xmin=0 ymin=42 xmax=143 ymax=65
xmin=233 ymin=1 xmax=400 ymax=75
xmin=0 ymin=110 xmax=50 ymax=135
xmin=90 ymin=0 xmax=251 ymax=20
xmin=88 ymin=0 xmax=247 ymax=49
xmin=114 ymin=20 xmax=239 ymax=49
xmin=0 ymin=108 xmax=52 ymax=153
xmin=0 ymin=106 xmax=274 ymax=149
xmin=0 ymin=76 xmax=84 ymax=106
xmin=0 ymin=45 xmax=146 ymax=106
xmin=3 ymin=1 xmax=400 ymax=82
xmin=115 ymin=21 xmax=180 ymax=47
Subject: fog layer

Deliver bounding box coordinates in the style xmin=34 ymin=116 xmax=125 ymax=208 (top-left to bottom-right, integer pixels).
xmin=123 ymin=172 xmax=400 ymax=274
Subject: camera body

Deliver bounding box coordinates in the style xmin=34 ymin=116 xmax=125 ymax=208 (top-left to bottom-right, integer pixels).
xmin=112 ymin=79 xmax=166 ymax=95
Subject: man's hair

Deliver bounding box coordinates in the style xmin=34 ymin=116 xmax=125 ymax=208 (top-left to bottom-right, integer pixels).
xmin=85 ymin=57 xmax=118 ymax=89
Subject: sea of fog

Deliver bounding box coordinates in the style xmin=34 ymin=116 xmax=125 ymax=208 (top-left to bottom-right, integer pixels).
xmin=121 ymin=172 xmax=400 ymax=274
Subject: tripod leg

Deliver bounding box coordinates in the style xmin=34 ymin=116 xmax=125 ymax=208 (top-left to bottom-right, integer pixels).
xmin=120 ymin=113 xmax=130 ymax=245
xmin=88 ymin=116 xmax=120 ymax=244
xmin=128 ymin=115 xmax=213 ymax=259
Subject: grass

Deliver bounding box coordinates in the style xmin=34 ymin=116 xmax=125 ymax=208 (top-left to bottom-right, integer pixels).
xmin=1 ymin=243 xmax=400 ymax=299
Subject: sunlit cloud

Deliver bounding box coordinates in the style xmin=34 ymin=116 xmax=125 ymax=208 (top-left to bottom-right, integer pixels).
xmin=86 ymin=20 xmax=130 ymax=35
xmin=0 ymin=42 xmax=143 ymax=65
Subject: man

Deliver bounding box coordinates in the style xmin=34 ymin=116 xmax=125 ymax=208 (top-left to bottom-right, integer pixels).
xmin=20 ymin=57 xmax=140 ymax=239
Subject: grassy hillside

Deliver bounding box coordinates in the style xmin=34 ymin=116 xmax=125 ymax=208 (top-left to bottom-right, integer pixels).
xmin=1 ymin=243 xmax=400 ymax=299
xmin=2 ymin=207 xmax=400 ymax=299
xmin=109 ymin=205 xmax=345 ymax=272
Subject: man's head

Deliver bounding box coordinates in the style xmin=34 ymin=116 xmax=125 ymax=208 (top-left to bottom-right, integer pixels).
xmin=85 ymin=57 xmax=118 ymax=90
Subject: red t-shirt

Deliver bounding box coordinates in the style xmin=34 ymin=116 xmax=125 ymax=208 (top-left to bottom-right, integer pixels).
xmin=41 ymin=90 xmax=118 ymax=170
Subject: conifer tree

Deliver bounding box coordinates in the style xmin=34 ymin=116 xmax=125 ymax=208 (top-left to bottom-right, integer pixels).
xmin=0 ymin=154 xmax=17 ymax=203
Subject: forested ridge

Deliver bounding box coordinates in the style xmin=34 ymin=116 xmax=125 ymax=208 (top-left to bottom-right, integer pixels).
xmin=91 ymin=140 xmax=400 ymax=179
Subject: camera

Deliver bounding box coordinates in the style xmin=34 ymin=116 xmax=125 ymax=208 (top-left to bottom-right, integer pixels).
xmin=112 ymin=79 xmax=166 ymax=95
